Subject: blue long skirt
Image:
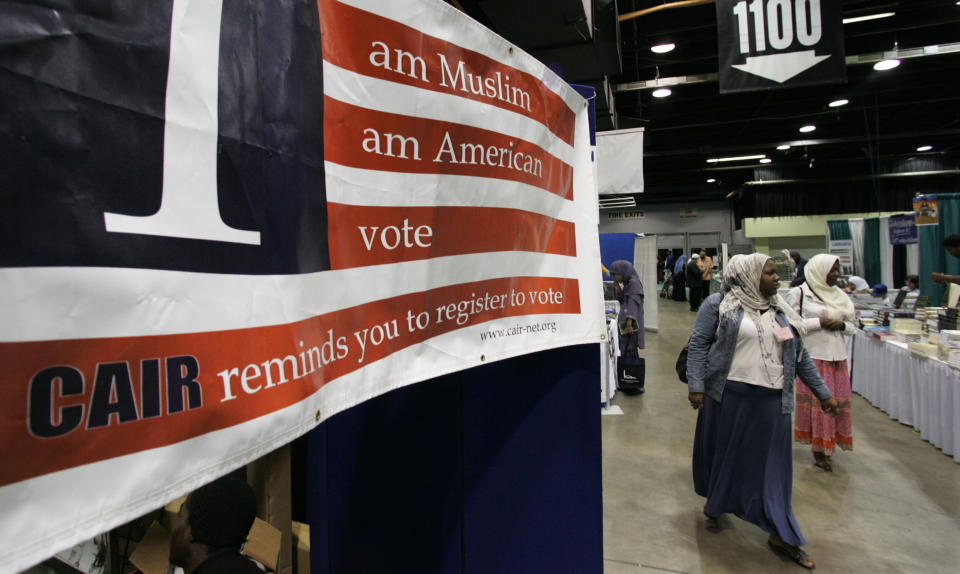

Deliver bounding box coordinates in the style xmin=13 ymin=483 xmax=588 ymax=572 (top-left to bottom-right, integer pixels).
xmin=693 ymin=380 xmax=806 ymax=546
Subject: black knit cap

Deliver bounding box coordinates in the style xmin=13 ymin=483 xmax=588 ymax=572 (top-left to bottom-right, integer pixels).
xmin=187 ymin=476 xmax=257 ymax=549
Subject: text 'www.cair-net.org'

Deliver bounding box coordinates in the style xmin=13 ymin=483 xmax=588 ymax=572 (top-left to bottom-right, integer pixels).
xmin=480 ymin=321 xmax=557 ymax=341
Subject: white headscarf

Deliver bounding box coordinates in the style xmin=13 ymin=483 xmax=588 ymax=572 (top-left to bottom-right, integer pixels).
xmin=719 ymin=253 xmax=806 ymax=336
xmin=804 ymin=254 xmax=856 ymax=321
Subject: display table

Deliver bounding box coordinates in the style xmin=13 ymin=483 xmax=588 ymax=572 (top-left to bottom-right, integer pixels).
xmin=852 ymin=330 xmax=960 ymax=462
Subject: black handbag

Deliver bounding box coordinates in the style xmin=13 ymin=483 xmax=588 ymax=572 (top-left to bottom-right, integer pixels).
xmin=617 ymin=355 xmax=646 ymax=395
xmin=675 ymin=343 xmax=690 ymax=383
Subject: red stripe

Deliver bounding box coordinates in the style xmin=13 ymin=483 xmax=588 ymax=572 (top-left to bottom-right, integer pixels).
xmin=324 ymin=97 xmax=573 ymax=199
xmin=327 ymin=203 xmax=576 ymax=268
xmin=0 ymin=276 xmax=580 ymax=486
xmin=317 ymin=0 xmax=575 ymax=146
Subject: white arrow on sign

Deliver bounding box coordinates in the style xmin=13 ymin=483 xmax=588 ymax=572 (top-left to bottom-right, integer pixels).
xmin=731 ymin=50 xmax=830 ymax=83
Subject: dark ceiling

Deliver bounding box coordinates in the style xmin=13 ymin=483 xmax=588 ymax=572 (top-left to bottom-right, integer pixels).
xmin=449 ymin=0 xmax=960 ymax=208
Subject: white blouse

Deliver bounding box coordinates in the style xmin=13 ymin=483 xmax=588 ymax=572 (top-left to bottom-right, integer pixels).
xmin=727 ymin=309 xmax=785 ymax=389
xmin=787 ymin=284 xmax=856 ymax=361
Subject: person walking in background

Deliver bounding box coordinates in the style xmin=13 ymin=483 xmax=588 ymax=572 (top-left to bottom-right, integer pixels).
xmin=610 ymin=260 xmax=646 ymax=394
xmin=787 ymin=254 xmax=856 ymax=472
xmin=609 ymin=260 xmax=645 ymax=356
xmin=687 ymin=253 xmax=838 ymax=570
xmin=700 ymin=250 xmax=713 ymax=296
xmin=672 ymin=253 xmax=687 ymax=302
xmin=686 ymin=253 xmax=704 ymax=311
xmin=665 ymin=252 xmax=676 ymax=281
xmin=789 ymin=250 xmax=808 ymax=287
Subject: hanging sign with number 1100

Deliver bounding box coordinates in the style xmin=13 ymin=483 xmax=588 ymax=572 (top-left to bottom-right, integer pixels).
xmin=716 ymin=0 xmax=843 ymax=91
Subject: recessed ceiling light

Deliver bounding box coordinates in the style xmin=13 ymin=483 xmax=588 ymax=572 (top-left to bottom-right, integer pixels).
xmin=651 ymin=43 xmax=675 ymax=54
xmin=777 ymin=144 xmax=791 ymax=150
xmin=759 ymin=158 xmax=772 ymax=164
xmin=916 ymin=145 xmax=933 ymax=152
xmin=706 ymin=154 xmax=766 ymax=163
xmin=799 ymin=125 xmax=816 ymax=133
xmin=652 ymin=88 xmax=672 ymax=98
xmin=873 ymin=59 xmax=900 ymax=71
xmin=828 ymin=99 xmax=849 ymax=107
xmin=842 ymin=12 xmax=895 ymax=24
xmin=706 ymin=178 xmax=716 ymax=183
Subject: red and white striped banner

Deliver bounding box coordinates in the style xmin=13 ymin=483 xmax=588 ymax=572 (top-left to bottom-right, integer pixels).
xmin=0 ymin=0 xmax=601 ymax=569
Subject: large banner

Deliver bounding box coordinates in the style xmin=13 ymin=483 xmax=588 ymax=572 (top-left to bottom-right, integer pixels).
xmin=0 ymin=0 xmax=602 ymax=570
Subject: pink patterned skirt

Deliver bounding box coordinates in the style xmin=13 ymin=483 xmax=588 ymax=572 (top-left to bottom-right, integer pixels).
xmin=795 ymin=359 xmax=853 ymax=455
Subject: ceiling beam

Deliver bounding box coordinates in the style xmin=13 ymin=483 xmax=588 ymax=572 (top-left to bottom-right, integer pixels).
xmin=614 ymin=43 xmax=960 ymax=92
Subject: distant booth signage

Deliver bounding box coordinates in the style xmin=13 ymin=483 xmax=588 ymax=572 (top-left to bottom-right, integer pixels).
xmin=888 ymin=214 xmax=919 ymax=245
xmin=913 ymin=196 xmax=940 ymax=226
xmin=716 ymin=0 xmax=846 ymax=93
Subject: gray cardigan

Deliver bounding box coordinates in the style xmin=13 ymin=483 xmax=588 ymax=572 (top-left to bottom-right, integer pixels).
xmin=686 ymin=293 xmax=832 ymax=414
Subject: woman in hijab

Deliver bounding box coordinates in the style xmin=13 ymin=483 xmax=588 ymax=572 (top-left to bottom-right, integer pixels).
xmin=609 ymin=260 xmax=645 ymax=356
xmin=687 ymin=253 xmax=838 ymax=570
xmin=788 ymin=254 xmax=857 ymax=471
xmin=672 ymin=253 xmax=687 ymax=301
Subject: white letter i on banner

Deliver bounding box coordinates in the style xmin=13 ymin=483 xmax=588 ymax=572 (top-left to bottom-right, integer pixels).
xmin=103 ymin=0 xmax=261 ymax=245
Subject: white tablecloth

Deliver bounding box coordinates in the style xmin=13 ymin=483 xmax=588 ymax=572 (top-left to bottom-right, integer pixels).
xmin=852 ymin=331 xmax=960 ymax=462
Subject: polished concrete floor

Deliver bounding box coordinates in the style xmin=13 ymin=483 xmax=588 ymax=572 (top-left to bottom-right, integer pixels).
xmin=602 ymin=297 xmax=960 ymax=574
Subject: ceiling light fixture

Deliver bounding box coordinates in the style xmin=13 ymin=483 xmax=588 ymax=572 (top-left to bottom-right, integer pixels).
xmin=799 ymin=125 xmax=816 ymax=133
xmin=652 ymin=88 xmax=672 ymax=98
xmin=842 ymin=12 xmax=895 ymax=24
xmin=828 ymin=99 xmax=849 ymax=107
xmin=759 ymin=158 xmax=772 ymax=164
xmin=916 ymin=145 xmax=933 ymax=152
xmin=706 ymin=178 xmax=716 ymax=183
xmin=651 ymin=43 xmax=675 ymax=54
xmin=776 ymin=144 xmax=791 ymax=150
xmin=873 ymin=59 xmax=900 ymax=71
xmin=705 ymin=154 xmax=766 ymax=163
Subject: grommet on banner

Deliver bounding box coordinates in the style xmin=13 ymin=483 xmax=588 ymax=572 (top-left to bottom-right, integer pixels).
xmin=508 ymin=46 xmax=514 ymax=54
xmin=600 ymin=333 xmax=606 ymax=341
xmin=315 ymin=410 xmax=321 ymax=422
xmin=480 ymin=354 xmax=486 ymax=361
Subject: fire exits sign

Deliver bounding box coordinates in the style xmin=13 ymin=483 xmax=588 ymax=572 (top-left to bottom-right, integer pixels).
xmin=716 ymin=0 xmax=846 ymax=93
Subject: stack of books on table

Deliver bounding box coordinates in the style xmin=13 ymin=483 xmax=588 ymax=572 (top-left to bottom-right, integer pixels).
xmin=891 ymin=318 xmax=924 ymax=343
xmin=939 ymin=308 xmax=959 ymax=332
xmin=938 ymin=330 xmax=960 ymax=369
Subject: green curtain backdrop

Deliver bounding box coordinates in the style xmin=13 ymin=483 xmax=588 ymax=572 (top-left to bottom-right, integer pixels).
xmin=919 ymin=193 xmax=960 ymax=305
xmin=863 ymin=218 xmax=881 ymax=286
xmin=827 ymin=219 xmax=852 ymax=241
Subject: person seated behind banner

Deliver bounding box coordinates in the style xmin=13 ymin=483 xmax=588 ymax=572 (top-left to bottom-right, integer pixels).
xmin=902 ymin=275 xmax=920 ymax=295
xmin=169 ymin=476 xmax=265 ymax=574
xmin=870 ymin=284 xmax=888 ymax=300
xmin=843 ymin=275 xmax=870 ymax=294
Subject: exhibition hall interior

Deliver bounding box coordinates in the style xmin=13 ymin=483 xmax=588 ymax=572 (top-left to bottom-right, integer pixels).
xmin=2 ymin=1 xmax=959 ymax=573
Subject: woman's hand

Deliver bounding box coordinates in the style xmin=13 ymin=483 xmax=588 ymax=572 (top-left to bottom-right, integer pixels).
xmin=820 ymin=397 xmax=839 ymax=416
xmin=819 ymin=317 xmax=844 ymax=331
xmin=689 ymin=392 xmax=704 ymax=410
xmin=931 ymin=272 xmax=947 ymax=284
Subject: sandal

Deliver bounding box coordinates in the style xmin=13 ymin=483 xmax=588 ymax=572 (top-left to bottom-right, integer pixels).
xmin=813 ymin=453 xmax=833 ymax=472
xmin=768 ymin=537 xmax=815 ymax=569
xmin=703 ymin=506 xmax=720 ymax=532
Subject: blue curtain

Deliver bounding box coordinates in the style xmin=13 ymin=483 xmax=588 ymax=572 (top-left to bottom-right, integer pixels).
xmin=827 ymin=219 xmax=851 ymax=241
xmin=863 ymin=218 xmax=881 ymax=286
xmin=919 ymin=194 xmax=960 ymax=304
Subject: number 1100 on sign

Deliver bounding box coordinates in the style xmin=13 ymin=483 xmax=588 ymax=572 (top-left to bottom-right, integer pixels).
xmin=732 ymin=0 xmax=822 ymax=53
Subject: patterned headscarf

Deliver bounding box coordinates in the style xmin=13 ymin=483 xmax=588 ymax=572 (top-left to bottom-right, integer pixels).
xmin=804 ymin=254 xmax=855 ymax=321
xmin=718 ymin=253 xmax=805 ymax=336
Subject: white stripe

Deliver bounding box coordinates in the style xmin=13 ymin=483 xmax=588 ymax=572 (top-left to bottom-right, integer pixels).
xmin=323 ymin=62 xmax=575 ymax=164
xmin=325 ymin=162 xmax=571 ymax=217
xmin=336 ymin=0 xmax=583 ymax=112
xmin=0 ymin=252 xmax=582 ymax=341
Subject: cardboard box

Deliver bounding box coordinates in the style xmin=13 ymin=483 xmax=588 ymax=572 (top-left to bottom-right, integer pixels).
xmin=129 ymin=516 xmax=281 ymax=574
xmin=290 ymin=522 xmax=310 ymax=574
